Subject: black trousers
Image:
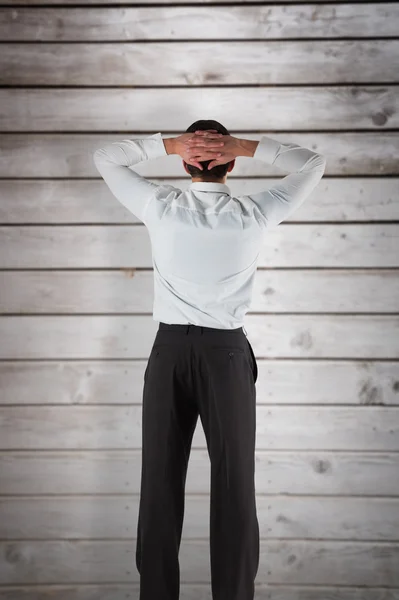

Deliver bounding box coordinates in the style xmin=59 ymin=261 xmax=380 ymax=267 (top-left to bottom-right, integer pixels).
xmin=136 ymin=322 xmax=260 ymax=600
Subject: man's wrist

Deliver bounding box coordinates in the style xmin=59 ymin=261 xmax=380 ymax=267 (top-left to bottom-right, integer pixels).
xmin=235 ymin=138 xmax=259 ymax=158
xmin=163 ymin=137 xmax=176 ymax=155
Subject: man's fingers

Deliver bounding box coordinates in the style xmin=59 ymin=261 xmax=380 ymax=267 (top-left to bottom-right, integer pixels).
xmin=185 ymin=137 xmax=223 ymax=146
xmin=190 ymin=156 xmax=222 ymax=164
xmin=188 ymin=131 xmax=223 ymax=142
xmin=186 ymin=141 xmax=224 ymax=169
xmin=187 ymin=149 xmax=223 ymax=159
xmin=187 ymin=141 xmax=224 ymax=148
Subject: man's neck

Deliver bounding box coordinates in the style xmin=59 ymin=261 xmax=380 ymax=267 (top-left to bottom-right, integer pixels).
xmin=191 ymin=179 xmax=226 ymax=184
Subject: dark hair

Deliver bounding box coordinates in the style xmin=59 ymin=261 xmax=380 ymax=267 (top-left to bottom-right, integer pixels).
xmin=184 ymin=119 xmax=233 ymax=180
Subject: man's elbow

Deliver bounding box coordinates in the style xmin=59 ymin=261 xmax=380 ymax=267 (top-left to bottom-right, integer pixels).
xmin=92 ymin=148 xmax=109 ymax=171
xmin=315 ymin=153 xmax=327 ymax=173
xmin=304 ymin=152 xmax=327 ymax=177
xmin=93 ymin=148 xmax=104 ymax=163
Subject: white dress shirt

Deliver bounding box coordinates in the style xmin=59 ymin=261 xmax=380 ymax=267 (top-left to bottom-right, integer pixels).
xmin=93 ymin=132 xmax=326 ymax=329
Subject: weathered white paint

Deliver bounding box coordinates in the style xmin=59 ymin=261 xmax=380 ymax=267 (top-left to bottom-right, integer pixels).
xmin=1 ymin=178 xmax=399 ymax=223
xmin=1 ymin=5 xmax=397 ymax=40
xmin=2 ymin=450 xmax=399 ymax=496
xmin=0 ymin=584 xmax=397 ymax=600
xmin=1 ymin=132 xmax=397 ymax=176
xmin=0 ymin=0 xmax=398 ymax=597
xmin=1 ymin=315 xmax=399 ymax=359
xmin=2 ymin=495 xmax=399 ymax=541
xmin=1 ymin=225 xmax=399 ymax=268
xmin=0 ymin=359 xmax=398 ymax=405
xmin=1 ymin=90 xmax=398 ymax=130
xmin=0 ymin=405 xmax=398 ymax=450
xmin=1 ymin=270 xmax=399 ymax=312
xmin=0 ymin=540 xmax=398 ymax=585
xmin=2 ymin=41 xmax=399 ymax=85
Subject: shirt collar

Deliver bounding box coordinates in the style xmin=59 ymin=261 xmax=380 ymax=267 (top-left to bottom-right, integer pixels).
xmin=189 ymin=181 xmax=231 ymax=194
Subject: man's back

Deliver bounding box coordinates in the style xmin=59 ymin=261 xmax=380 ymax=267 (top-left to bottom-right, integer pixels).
xmin=146 ymin=180 xmax=264 ymax=328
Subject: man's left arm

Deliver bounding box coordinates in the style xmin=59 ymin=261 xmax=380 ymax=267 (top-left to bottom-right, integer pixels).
xmin=93 ymin=132 xmax=176 ymax=223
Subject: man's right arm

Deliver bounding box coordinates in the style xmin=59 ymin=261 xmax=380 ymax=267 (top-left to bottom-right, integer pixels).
xmin=235 ymin=135 xmax=326 ymax=229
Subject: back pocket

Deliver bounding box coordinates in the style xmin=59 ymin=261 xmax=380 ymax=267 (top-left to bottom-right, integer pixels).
xmin=210 ymin=346 xmax=245 ymax=353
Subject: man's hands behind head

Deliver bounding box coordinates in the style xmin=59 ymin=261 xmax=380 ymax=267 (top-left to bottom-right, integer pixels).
xmin=173 ymin=129 xmax=239 ymax=170
xmin=183 ymin=130 xmax=239 ymax=170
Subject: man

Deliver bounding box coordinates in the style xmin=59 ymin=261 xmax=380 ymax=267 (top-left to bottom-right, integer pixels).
xmin=93 ymin=120 xmax=326 ymax=600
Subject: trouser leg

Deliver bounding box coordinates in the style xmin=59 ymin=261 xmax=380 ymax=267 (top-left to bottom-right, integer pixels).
xmin=136 ymin=341 xmax=198 ymax=600
xmin=195 ymin=334 xmax=259 ymax=600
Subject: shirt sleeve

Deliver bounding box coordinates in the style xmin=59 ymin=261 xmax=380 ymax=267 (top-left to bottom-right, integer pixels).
xmin=238 ymin=135 xmax=327 ymax=230
xmin=92 ymin=132 xmax=172 ymax=224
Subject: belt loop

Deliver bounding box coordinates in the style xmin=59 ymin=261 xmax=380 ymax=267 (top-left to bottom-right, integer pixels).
xmin=185 ymin=324 xmax=190 ymax=334
xmin=243 ymin=326 xmax=248 ymax=337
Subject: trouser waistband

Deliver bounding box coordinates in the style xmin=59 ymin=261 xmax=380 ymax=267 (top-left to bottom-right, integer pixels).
xmin=158 ymin=322 xmax=247 ymax=336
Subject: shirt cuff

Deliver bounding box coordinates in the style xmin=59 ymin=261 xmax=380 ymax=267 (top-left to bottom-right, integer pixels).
xmin=143 ymin=132 xmax=168 ymax=160
xmin=253 ymin=135 xmax=282 ymax=165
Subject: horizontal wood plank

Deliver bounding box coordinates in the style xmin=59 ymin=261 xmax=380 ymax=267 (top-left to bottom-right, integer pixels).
xmin=0 ymin=539 xmax=398 ymax=585
xmin=1 ymin=315 xmax=399 ymax=359
xmin=0 ymin=359 xmax=398 ymax=406
xmin=0 ymin=0 xmax=377 ymax=4
xmin=0 ymin=405 xmax=398 ymax=451
xmin=1 ymin=5 xmax=397 ymax=40
xmin=259 ymin=588 xmax=399 ymax=600
xmin=1 ymin=450 xmax=398 ymax=496
xmin=0 ymin=585 xmax=398 ymax=600
xmin=1 ymin=133 xmax=397 ymax=176
xmin=1 ymin=90 xmax=398 ymax=132
xmin=1 ymin=225 xmax=398 ymax=268
xmin=1 ymin=178 xmax=399 ymax=224
xmin=1 ymin=495 xmax=399 ymax=541
xmin=2 ymin=41 xmax=399 ymax=85
xmin=1 ymin=269 xmax=399 ymax=313
xmin=1 ymin=0 xmax=399 ymax=596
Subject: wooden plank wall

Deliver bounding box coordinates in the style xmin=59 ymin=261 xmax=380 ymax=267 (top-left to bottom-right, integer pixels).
xmin=0 ymin=0 xmax=399 ymax=598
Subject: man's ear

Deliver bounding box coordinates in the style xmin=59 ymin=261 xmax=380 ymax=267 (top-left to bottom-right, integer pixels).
xmin=227 ymin=159 xmax=235 ymax=172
